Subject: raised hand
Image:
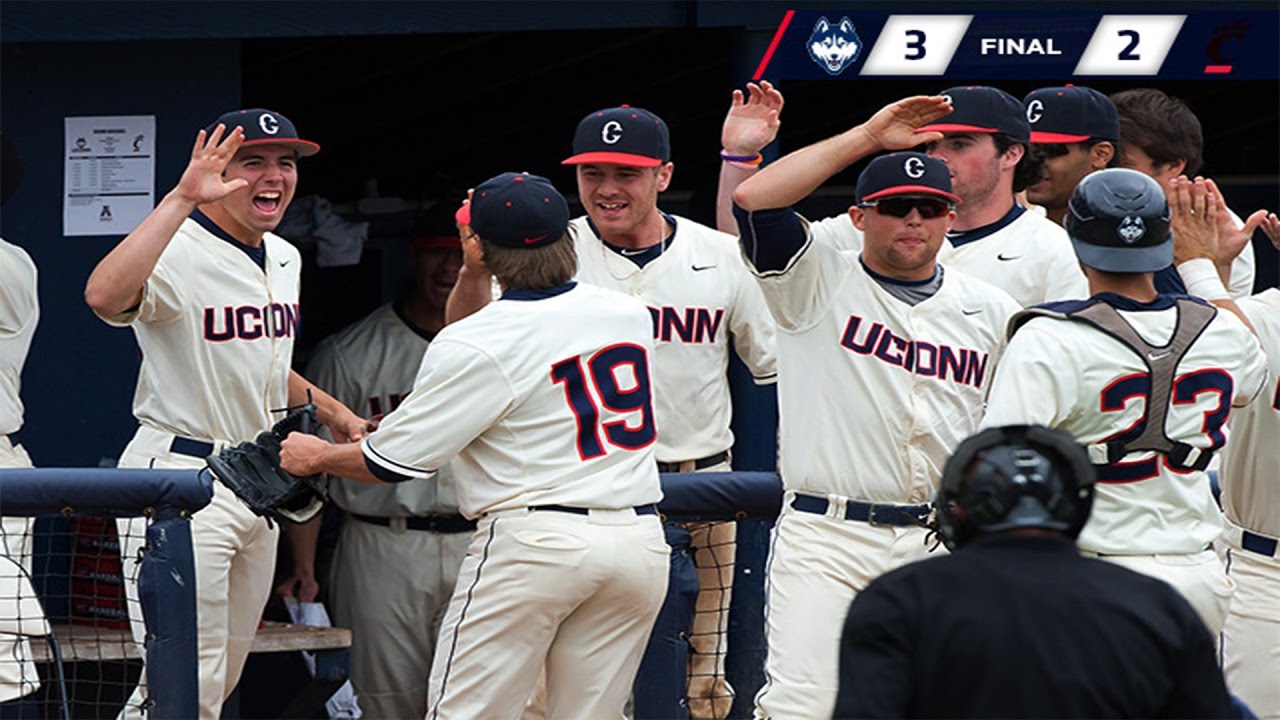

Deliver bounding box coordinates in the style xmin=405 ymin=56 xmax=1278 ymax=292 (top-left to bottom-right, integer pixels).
xmin=1203 ymin=178 xmax=1268 ymax=266
xmin=722 ymin=81 xmax=785 ymax=156
xmin=1170 ymin=176 xmax=1219 ymax=265
xmin=174 ymin=123 xmax=249 ymax=206
xmin=861 ymin=96 xmax=953 ymax=151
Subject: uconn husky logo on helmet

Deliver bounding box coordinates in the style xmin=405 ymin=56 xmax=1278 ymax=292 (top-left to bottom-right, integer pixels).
xmin=1117 ymin=216 xmax=1146 ymax=244
xmin=807 ymin=17 xmax=861 ymax=76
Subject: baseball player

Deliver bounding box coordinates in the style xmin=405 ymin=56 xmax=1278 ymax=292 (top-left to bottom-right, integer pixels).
xmin=83 ymin=110 xmax=367 ymax=719
xmin=981 ymin=169 xmax=1269 ymax=639
xmin=1022 ymin=85 xmax=1119 ymax=226
xmin=448 ymin=105 xmax=777 ymax=719
xmin=279 ymin=172 xmax=669 ymax=720
xmin=1 ymin=234 xmax=41 ymax=710
xmin=279 ymin=223 xmax=467 ymax=719
xmin=1111 ymin=88 xmax=1257 ymax=298
xmin=1179 ymin=199 xmax=1280 ymax=716
xmin=718 ymin=85 xmax=1088 ymax=308
xmin=731 ymin=150 xmax=1020 ymax=719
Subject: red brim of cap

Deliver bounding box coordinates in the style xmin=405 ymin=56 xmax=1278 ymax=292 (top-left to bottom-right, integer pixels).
xmin=561 ymin=151 xmax=663 ymax=168
xmin=414 ymin=235 xmax=462 ymax=250
xmin=915 ymin=123 xmax=999 ymax=135
xmin=862 ymin=185 xmax=962 ymax=204
xmin=240 ymin=138 xmax=321 ymax=157
xmin=1030 ymin=131 xmax=1091 ymax=143
xmin=454 ymin=203 xmax=471 ymax=227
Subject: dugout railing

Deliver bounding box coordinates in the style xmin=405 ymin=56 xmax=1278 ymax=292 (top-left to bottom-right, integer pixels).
xmin=0 ymin=468 xmax=212 ymax=719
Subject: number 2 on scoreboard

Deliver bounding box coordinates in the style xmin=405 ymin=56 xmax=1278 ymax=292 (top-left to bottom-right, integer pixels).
xmin=1117 ymin=29 xmax=1141 ymax=60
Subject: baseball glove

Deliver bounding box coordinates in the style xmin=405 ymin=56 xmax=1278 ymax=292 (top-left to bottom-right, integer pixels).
xmin=205 ymin=400 xmax=327 ymax=525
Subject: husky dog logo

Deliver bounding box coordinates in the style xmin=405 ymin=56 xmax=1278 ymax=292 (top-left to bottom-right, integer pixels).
xmin=1117 ymin=216 xmax=1146 ymax=244
xmin=807 ymin=17 xmax=861 ymax=76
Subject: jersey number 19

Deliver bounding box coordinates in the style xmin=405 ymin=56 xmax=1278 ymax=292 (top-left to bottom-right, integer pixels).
xmin=551 ymin=344 xmax=657 ymax=461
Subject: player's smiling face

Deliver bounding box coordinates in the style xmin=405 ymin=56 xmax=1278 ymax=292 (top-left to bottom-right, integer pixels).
xmin=576 ymin=162 xmax=673 ymax=241
xmin=850 ymin=195 xmax=955 ymax=281
xmin=216 ymin=144 xmax=299 ymax=239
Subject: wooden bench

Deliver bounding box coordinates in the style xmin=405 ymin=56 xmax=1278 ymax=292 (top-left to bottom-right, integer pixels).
xmin=27 ymin=622 xmax=351 ymax=718
xmin=28 ymin=621 xmax=351 ymax=662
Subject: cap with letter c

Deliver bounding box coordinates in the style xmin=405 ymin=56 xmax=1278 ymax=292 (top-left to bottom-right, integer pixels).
xmin=856 ymin=152 xmax=961 ymax=205
xmin=562 ymin=105 xmax=670 ymax=168
xmin=455 ymin=172 xmax=570 ymax=250
xmin=1023 ymin=85 xmax=1120 ymax=144
xmin=916 ymin=86 xmax=1030 ymax=142
xmin=205 ymin=108 xmax=320 ymax=157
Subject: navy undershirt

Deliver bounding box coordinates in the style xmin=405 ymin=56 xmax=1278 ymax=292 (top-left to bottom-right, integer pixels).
xmin=501 ymin=281 xmax=577 ymax=301
xmin=590 ymin=212 xmax=679 ymax=269
xmin=945 ymin=203 xmax=1026 ymax=248
xmin=191 ymin=209 xmax=266 ymax=270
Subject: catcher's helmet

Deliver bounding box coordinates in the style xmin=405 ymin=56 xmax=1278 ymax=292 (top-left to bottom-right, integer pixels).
xmin=934 ymin=425 xmax=1095 ymax=551
xmin=1065 ymin=168 xmax=1172 ymax=273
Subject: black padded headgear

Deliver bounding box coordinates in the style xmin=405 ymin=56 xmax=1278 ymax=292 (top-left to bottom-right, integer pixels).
xmin=934 ymin=425 xmax=1095 ymax=551
xmin=1065 ymin=168 xmax=1172 ymax=273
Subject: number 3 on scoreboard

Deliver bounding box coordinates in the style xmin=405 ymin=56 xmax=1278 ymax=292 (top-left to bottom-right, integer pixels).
xmin=551 ymin=344 xmax=657 ymax=461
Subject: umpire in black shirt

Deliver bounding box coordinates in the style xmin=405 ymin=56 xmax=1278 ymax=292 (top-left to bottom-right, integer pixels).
xmin=835 ymin=424 xmax=1236 ymax=719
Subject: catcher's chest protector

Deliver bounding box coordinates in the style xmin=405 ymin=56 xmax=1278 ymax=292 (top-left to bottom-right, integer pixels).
xmin=1009 ymin=297 xmax=1218 ymax=470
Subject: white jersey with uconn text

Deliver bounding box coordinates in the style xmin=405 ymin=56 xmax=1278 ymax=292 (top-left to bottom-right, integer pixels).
xmin=752 ymin=215 xmax=1020 ymax=503
xmin=570 ymin=215 xmax=776 ymax=463
xmin=98 ymin=217 xmax=300 ymax=443
xmin=982 ymin=297 xmax=1268 ymax=554
xmin=0 ymin=239 xmax=38 ymax=437
xmin=809 ymin=207 xmax=1087 ymax=307
xmin=1220 ymin=289 xmax=1280 ymax=537
xmin=363 ymin=283 xmax=662 ymax=518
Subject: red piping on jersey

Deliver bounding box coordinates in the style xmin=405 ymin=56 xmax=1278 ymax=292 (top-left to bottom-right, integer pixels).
xmin=753 ymin=9 xmax=795 ymax=81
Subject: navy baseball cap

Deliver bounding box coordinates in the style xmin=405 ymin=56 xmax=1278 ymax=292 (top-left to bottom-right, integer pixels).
xmin=205 ymin=109 xmax=320 ymax=157
xmin=562 ymin=106 xmax=670 ymax=168
xmin=856 ymin=152 xmax=961 ymax=205
xmin=455 ymin=172 xmax=570 ymax=249
xmin=1024 ymin=85 xmax=1120 ymax=144
xmin=917 ymin=86 xmax=1030 ymax=142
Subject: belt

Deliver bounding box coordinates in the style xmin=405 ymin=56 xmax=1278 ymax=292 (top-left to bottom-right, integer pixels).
xmin=1242 ymin=530 xmax=1279 ymax=558
xmin=657 ymin=452 xmax=728 ymax=473
xmin=791 ymin=494 xmax=931 ymax=527
xmin=352 ymin=512 xmax=477 ymax=534
xmin=170 ymin=436 xmax=215 ymax=458
xmin=530 ymin=504 xmax=659 ymax=516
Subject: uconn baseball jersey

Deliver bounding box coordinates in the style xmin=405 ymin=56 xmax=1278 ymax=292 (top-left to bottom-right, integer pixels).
xmin=809 ymin=206 xmax=1088 ymax=306
xmin=1 ymin=237 xmax=41 ymax=704
xmin=306 ymin=303 xmax=459 ymax=516
xmin=98 ymin=216 xmax=299 ymax=444
xmin=363 ymin=282 xmax=662 ymax=517
xmin=0 ymin=239 xmax=38 ymax=438
xmin=570 ymin=215 xmax=776 ymax=463
xmin=1220 ymin=288 xmax=1280 ymax=536
xmin=1217 ymin=288 xmax=1280 ymax=720
xmin=753 ymin=214 xmax=1020 ymax=502
xmin=982 ymin=295 xmax=1268 ymax=554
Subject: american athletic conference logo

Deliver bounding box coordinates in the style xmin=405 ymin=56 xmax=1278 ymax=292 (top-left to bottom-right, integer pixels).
xmin=807 ymin=17 xmax=862 ymax=76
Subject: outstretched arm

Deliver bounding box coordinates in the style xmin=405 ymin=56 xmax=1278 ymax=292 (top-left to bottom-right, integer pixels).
xmin=716 ymin=81 xmax=785 ymax=234
xmin=732 ymin=95 xmax=951 ymax=212
xmin=288 ymin=370 xmax=371 ymax=444
xmin=85 ymin=124 xmax=248 ymax=317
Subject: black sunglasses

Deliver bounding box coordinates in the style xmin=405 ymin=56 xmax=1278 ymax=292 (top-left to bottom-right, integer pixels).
xmin=859 ymin=197 xmax=955 ymax=219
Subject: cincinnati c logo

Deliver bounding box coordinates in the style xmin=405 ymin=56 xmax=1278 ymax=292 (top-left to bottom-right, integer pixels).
xmin=1026 ymin=99 xmax=1044 ymax=124
xmin=903 ymin=156 xmax=926 ymax=178
xmin=601 ymin=120 xmax=623 ymax=144
xmin=940 ymin=94 xmax=953 ymax=106
xmin=259 ymin=113 xmax=280 ymax=135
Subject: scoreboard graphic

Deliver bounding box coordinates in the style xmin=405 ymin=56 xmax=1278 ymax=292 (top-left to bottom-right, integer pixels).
xmin=752 ymin=10 xmax=1278 ymax=80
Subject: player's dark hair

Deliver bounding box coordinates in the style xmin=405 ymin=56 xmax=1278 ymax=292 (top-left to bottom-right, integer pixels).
xmin=993 ymin=133 xmax=1044 ymax=194
xmin=1110 ymin=89 xmax=1204 ymax=177
xmin=479 ymin=232 xmax=577 ymax=290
